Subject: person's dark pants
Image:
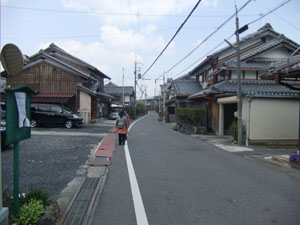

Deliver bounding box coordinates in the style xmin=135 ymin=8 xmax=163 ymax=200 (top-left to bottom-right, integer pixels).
xmin=119 ymin=133 xmax=126 ymax=145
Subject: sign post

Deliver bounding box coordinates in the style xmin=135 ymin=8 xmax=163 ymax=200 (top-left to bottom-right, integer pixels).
xmin=5 ymin=85 xmax=35 ymax=215
xmin=1 ymin=43 xmax=26 ymax=222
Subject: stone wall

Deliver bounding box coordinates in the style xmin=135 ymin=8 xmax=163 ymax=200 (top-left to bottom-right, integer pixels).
xmin=176 ymin=122 xmax=207 ymax=135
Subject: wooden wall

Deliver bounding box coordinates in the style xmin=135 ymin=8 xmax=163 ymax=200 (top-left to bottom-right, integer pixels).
xmin=7 ymin=62 xmax=82 ymax=94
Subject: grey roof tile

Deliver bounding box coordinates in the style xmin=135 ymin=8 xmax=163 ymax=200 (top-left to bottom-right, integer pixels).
xmin=104 ymin=86 xmax=134 ymax=95
xmin=172 ymin=80 xmax=202 ymax=96
xmin=213 ymin=79 xmax=299 ymax=95
xmin=190 ymin=79 xmax=299 ymax=98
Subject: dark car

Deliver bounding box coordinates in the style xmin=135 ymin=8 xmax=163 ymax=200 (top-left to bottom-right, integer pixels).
xmin=0 ymin=102 xmax=6 ymax=147
xmin=31 ymin=103 xmax=83 ymax=128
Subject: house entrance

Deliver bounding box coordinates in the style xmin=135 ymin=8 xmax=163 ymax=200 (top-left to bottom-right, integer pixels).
xmin=224 ymin=103 xmax=237 ymax=134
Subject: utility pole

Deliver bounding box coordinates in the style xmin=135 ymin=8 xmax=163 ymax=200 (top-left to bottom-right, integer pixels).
xmin=134 ymin=62 xmax=137 ymax=118
xmin=122 ymin=68 xmax=125 ymax=107
xmin=235 ymin=5 xmax=243 ymax=146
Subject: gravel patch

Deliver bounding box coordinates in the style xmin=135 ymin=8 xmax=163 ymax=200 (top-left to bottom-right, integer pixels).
xmin=2 ymin=134 xmax=103 ymax=199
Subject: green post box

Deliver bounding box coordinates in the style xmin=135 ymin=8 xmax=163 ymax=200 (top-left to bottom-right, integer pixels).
xmin=5 ymin=85 xmax=35 ymax=215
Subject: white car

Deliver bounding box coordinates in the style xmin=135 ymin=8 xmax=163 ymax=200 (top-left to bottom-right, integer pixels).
xmin=108 ymin=109 xmax=122 ymax=120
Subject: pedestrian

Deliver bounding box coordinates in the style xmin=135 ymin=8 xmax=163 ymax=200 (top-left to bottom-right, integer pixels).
xmin=114 ymin=110 xmax=129 ymax=145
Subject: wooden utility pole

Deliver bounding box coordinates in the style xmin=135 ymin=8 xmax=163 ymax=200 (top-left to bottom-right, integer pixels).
xmin=134 ymin=62 xmax=137 ymax=117
xmin=235 ymin=6 xmax=243 ymax=146
xmin=122 ymin=68 xmax=125 ymax=106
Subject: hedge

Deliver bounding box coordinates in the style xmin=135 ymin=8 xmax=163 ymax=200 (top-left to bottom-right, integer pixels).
xmin=176 ymin=108 xmax=205 ymax=127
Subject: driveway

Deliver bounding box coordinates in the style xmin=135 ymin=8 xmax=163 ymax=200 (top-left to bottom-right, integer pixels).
xmin=2 ymin=122 xmax=114 ymax=198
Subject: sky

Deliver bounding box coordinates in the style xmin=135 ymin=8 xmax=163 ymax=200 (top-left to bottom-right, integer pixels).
xmin=1 ymin=0 xmax=300 ymax=99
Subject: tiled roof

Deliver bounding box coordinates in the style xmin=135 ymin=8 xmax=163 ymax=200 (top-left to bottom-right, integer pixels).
xmin=46 ymin=43 xmax=111 ymax=79
xmin=104 ymin=86 xmax=134 ymax=95
xmin=33 ymin=93 xmax=75 ymax=98
xmin=172 ymin=80 xmax=202 ymax=96
xmin=213 ymin=79 xmax=299 ymax=95
xmin=224 ymin=61 xmax=271 ymax=69
xmin=240 ymin=36 xmax=298 ymax=61
xmin=190 ymin=79 xmax=299 ymax=98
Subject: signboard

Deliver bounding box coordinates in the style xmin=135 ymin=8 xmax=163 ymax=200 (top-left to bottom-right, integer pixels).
xmin=5 ymin=86 xmax=35 ymax=145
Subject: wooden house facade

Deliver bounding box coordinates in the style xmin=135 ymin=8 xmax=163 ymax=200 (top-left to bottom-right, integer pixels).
xmin=4 ymin=43 xmax=114 ymax=123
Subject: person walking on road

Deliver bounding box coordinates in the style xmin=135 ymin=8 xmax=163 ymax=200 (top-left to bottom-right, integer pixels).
xmin=112 ymin=110 xmax=130 ymax=145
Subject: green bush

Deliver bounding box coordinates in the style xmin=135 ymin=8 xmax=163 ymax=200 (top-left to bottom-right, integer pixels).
xmin=229 ymin=120 xmax=245 ymax=142
xmin=20 ymin=189 xmax=53 ymax=208
xmin=12 ymin=199 xmax=46 ymax=225
xmin=136 ymin=102 xmax=147 ymax=116
xmin=176 ymin=108 xmax=205 ymax=126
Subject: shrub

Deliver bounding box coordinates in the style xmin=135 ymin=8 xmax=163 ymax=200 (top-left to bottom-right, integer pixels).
xmin=12 ymin=199 xmax=46 ymax=225
xmin=136 ymin=102 xmax=147 ymax=116
xmin=20 ymin=189 xmax=53 ymax=208
xmin=229 ymin=120 xmax=245 ymax=142
xmin=176 ymin=108 xmax=205 ymax=126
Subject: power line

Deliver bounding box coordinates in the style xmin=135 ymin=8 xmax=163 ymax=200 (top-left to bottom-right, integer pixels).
xmin=118 ymin=0 xmax=135 ymax=54
xmin=171 ymin=0 xmax=292 ymax=79
xmin=141 ymin=0 xmax=202 ymax=79
xmin=247 ymin=0 xmax=291 ymax=26
xmin=155 ymin=0 xmax=252 ymax=80
xmin=1 ymin=5 xmax=261 ymax=18
xmin=251 ymin=0 xmax=298 ymax=31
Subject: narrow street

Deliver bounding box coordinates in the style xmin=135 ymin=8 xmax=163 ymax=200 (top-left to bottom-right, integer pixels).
xmin=90 ymin=112 xmax=300 ymax=225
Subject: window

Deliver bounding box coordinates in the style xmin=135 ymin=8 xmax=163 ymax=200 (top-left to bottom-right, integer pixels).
xmin=38 ymin=105 xmax=51 ymax=112
xmin=51 ymin=105 xmax=62 ymax=113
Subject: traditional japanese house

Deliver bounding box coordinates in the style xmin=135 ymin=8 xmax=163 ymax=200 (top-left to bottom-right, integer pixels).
xmin=3 ymin=43 xmax=114 ymax=123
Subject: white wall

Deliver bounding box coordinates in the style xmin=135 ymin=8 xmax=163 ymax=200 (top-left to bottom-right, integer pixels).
xmin=79 ymin=91 xmax=91 ymax=123
xmin=249 ymin=98 xmax=299 ymax=141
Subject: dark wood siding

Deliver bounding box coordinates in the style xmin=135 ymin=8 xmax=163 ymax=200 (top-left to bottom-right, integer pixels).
xmin=7 ymin=62 xmax=82 ymax=94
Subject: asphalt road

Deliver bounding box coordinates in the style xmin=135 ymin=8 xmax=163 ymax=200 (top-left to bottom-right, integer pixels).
xmin=90 ymin=112 xmax=300 ymax=225
xmin=2 ymin=123 xmax=113 ymax=198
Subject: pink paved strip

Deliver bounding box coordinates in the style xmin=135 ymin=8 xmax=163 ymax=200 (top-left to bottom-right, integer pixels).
xmin=93 ymin=134 xmax=116 ymax=159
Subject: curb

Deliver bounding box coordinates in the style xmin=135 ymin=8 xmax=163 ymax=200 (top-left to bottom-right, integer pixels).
xmin=57 ymin=134 xmax=116 ymax=225
xmin=271 ymin=155 xmax=290 ymax=163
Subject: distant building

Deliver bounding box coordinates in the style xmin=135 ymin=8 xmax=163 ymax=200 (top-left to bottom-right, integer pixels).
xmin=104 ymin=82 xmax=135 ymax=106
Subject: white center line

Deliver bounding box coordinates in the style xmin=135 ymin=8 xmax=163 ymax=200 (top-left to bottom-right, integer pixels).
xmin=124 ymin=115 xmax=149 ymax=225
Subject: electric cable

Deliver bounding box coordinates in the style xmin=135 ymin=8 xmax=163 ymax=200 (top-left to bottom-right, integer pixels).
xmin=154 ymin=0 xmax=252 ymax=80
xmin=1 ymin=5 xmax=260 ymax=18
xmin=171 ymin=0 xmax=293 ymax=79
xmin=140 ymin=0 xmax=202 ymax=79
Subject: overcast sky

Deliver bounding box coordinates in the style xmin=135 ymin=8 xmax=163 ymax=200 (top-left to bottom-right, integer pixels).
xmin=1 ymin=0 xmax=300 ymax=98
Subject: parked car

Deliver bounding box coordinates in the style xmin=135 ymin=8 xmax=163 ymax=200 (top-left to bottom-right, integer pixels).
xmin=31 ymin=103 xmax=83 ymax=128
xmin=108 ymin=109 xmax=122 ymax=120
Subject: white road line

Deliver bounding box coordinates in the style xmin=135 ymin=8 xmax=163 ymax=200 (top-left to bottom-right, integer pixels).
xmin=124 ymin=114 xmax=149 ymax=225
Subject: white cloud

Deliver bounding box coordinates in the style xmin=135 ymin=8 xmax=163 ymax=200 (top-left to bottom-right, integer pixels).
xmin=201 ymin=0 xmax=218 ymax=8
xmin=1 ymin=0 xmax=11 ymax=4
xmin=36 ymin=22 xmax=168 ymax=82
xmin=61 ymin=0 xmax=199 ymax=25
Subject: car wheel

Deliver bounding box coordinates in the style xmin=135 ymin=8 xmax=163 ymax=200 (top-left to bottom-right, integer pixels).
xmin=65 ymin=120 xmax=73 ymax=129
xmin=31 ymin=120 xmax=37 ymax=128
